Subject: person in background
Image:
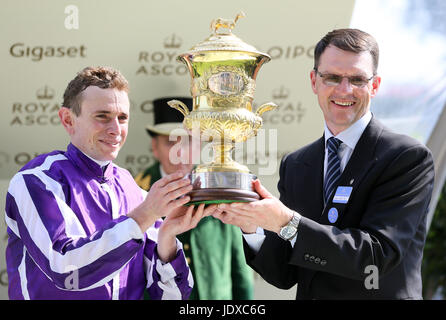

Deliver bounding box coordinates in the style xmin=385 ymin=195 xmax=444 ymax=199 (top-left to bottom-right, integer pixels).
xmin=5 ymin=67 xmax=210 ymax=300
xmin=134 ymin=97 xmax=254 ymax=300
xmin=212 ymin=29 xmax=435 ymax=299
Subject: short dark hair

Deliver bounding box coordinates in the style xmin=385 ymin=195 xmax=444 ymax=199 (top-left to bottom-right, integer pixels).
xmin=314 ymin=28 xmax=379 ymax=74
xmin=62 ymin=66 xmax=129 ymax=116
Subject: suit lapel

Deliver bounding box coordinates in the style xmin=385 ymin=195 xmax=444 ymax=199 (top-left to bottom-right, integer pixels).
xmin=319 ymin=117 xmax=383 ymax=226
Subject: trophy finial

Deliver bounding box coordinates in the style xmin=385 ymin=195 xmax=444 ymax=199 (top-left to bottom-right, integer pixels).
xmin=210 ymin=11 xmax=246 ymax=35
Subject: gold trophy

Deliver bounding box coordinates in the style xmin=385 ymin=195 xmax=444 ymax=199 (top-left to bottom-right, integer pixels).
xmin=168 ymin=12 xmax=277 ymax=204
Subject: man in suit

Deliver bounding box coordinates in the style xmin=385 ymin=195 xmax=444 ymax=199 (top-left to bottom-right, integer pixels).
xmin=212 ymin=29 xmax=435 ymax=299
xmin=134 ymin=97 xmax=254 ymax=300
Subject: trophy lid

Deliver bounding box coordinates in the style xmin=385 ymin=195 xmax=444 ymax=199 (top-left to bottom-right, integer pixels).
xmin=180 ymin=12 xmax=271 ymax=61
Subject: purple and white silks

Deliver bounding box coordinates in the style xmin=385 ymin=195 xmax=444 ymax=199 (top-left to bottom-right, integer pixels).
xmin=4 ymin=143 xmax=193 ymax=300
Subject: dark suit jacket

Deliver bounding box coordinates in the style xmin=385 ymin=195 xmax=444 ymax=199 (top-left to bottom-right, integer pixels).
xmin=245 ymin=117 xmax=435 ymax=299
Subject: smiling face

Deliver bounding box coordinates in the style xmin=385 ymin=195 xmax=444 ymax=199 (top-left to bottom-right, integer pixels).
xmin=59 ymin=86 xmax=130 ymax=161
xmin=311 ymin=45 xmax=381 ymax=135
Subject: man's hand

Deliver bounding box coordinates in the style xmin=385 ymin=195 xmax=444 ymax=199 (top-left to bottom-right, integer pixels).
xmin=157 ymin=203 xmax=217 ymax=262
xmin=128 ymin=170 xmax=192 ymax=233
xmin=160 ymin=203 xmax=213 ymax=239
xmin=212 ymin=179 xmax=294 ymax=234
xmin=212 ymin=203 xmax=258 ymax=234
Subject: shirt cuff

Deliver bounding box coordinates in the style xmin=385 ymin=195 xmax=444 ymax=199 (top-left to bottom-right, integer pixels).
xmin=242 ymin=227 xmax=266 ymax=253
xmin=290 ymin=235 xmax=297 ymax=248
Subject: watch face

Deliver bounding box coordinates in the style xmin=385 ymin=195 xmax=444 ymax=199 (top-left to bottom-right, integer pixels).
xmin=280 ymin=226 xmax=297 ymax=239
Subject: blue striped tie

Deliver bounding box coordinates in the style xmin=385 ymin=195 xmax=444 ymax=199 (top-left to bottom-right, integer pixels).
xmin=324 ymin=137 xmax=342 ymax=204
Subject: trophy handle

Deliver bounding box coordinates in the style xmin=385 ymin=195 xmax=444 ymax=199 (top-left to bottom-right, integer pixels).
xmin=167 ymin=99 xmax=190 ymax=117
xmin=243 ymin=102 xmax=279 ymax=140
xmin=255 ymin=102 xmax=278 ymax=117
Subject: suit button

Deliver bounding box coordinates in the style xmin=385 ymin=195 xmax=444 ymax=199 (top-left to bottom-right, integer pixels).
xmin=309 ymin=256 xmax=315 ymax=262
xmin=186 ymin=257 xmax=191 ymax=264
xmin=320 ymin=259 xmax=327 ymax=266
xmin=314 ymin=257 xmax=321 ymax=264
xmin=184 ymin=243 xmax=190 ymax=250
xmin=304 ymin=254 xmax=310 ymax=261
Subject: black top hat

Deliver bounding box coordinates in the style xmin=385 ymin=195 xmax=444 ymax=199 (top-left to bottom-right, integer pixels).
xmin=145 ymin=97 xmax=192 ymax=137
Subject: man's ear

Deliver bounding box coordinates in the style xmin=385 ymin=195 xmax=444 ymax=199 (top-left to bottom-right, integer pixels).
xmin=370 ymin=75 xmax=382 ymax=98
xmin=58 ymin=107 xmax=75 ymax=135
xmin=310 ymin=69 xmax=317 ymax=94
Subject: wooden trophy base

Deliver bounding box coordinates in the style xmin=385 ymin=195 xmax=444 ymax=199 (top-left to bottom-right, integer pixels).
xmin=186 ymin=188 xmax=260 ymax=205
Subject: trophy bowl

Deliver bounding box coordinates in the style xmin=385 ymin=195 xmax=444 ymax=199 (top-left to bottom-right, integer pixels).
xmin=168 ymin=12 xmax=278 ymax=204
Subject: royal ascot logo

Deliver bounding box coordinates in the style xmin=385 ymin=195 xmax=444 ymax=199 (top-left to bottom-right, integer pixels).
xmin=164 ymin=34 xmax=182 ymax=49
xmin=36 ymin=85 xmax=55 ymax=100
xmin=136 ymin=33 xmax=188 ymax=76
xmin=260 ymin=86 xmax=306 ymax=125
xmin=9 ymin=43 xmax=87 ymax=61
xmin=10 ymin=85 xmax=61 ymax=126
xmin=272 ymin=86 xmax=290 ymax=100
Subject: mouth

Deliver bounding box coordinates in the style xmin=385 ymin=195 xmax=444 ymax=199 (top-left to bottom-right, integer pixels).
xmin=331 ymin=100 xmax=356 ymax=107
xmin=99 ymin=140 xmax=121 ymax=148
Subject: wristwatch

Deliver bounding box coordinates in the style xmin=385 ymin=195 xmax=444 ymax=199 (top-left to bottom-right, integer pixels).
xmin=278 ymin=211 xmax=301 ymax=241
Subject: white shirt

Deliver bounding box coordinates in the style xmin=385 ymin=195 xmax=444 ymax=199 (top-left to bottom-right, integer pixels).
xmin=83 ymin=152 xmax=111 ymax=169
xmin=323 ymin=111 xmax=372 ymax=177
xmin=243 ymin=111 xmax=372 ymax=252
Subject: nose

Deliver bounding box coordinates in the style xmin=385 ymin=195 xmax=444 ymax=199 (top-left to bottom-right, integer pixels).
xmin=107 ymin=117 xmax=121 ymax=136
xmin=335 ymin=77 xmax=354 ymax=93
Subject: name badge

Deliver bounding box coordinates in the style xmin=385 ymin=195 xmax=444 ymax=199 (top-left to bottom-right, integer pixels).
xmin=332 ymin=186 xmax=353 ymax=204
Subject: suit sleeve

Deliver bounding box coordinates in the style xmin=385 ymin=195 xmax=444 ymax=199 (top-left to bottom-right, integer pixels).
xmin=244 ymin=154 xmax=300 ymax=289
xmin=290 ymin=144 xmax=435 ymax=280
